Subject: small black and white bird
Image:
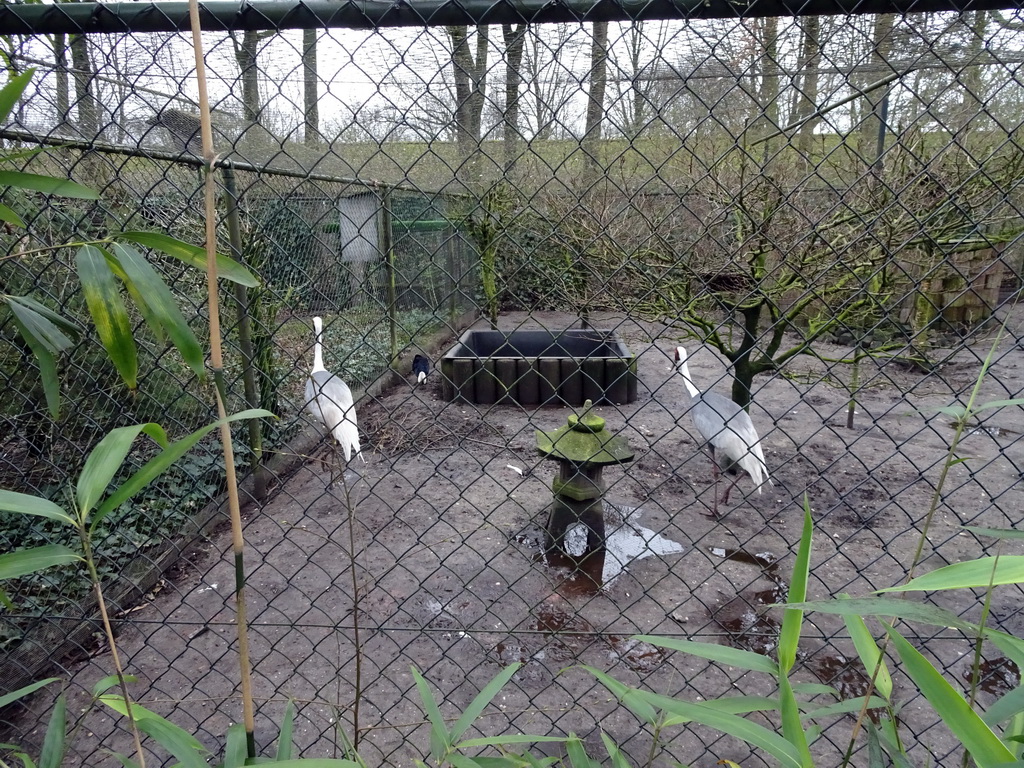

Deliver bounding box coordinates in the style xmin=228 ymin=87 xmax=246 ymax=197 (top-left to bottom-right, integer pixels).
xmin=674 ymin=346 xmax=771 ymax=517
xmin=412 ymin=354 xmax=430 ymax=385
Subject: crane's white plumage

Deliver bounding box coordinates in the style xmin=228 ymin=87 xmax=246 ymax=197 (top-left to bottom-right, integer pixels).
xmin=306 ymin=316 xmax=362 ymax=463
xmin=674 ymin=347 xmax=770 ymax=510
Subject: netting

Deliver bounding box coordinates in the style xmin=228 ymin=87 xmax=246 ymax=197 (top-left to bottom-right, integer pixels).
xmin=1 ymin=4 xmax=1023 ymax=766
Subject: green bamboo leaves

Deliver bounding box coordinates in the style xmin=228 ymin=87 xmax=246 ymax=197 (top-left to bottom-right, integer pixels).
xmin=412 ymin=663 xmax=565 ymax=767
xmin=0 ymin=411 xmax=271 ymax=589
xmin=0 ymin=69 xmax=259 ymax=417
xmin=9 ymin=234 xmax=258 ymax=417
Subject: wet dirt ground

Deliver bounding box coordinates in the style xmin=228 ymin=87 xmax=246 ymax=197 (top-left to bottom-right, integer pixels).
xmin=19 ymin=310 xmax=1024 ymax=767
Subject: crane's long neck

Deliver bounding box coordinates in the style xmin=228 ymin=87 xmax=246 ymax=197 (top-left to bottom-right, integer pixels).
xmin=677 ymin=361 xmax=701 ymax=399
xmin=312 ymin=318 xmax=325 ymax=372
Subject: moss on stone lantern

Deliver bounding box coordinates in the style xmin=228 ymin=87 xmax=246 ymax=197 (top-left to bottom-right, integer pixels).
xmin=536 ymin=400 xmax=634 ymax=561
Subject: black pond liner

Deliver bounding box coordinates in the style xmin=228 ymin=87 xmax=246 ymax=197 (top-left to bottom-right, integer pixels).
xmin=440 ymin=329 xmax=638 ymax=406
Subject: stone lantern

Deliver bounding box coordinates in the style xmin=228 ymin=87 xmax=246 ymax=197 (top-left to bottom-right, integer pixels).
xmin=535 ymin=400 xmax=634 ymax=561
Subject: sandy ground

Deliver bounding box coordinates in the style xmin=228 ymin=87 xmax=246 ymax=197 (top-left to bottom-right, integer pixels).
xmin=12 ymin=309 xmax=1024 ymax=767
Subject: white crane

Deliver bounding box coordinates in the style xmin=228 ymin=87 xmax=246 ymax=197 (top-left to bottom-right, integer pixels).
xmin=674 ymin=346 xmax=770 ymax=517
xmin=306 ymin=316 xmax=362 ymax=466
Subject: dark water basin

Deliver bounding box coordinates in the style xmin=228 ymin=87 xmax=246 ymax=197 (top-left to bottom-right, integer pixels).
xmin=440 ymin=329 xmax=637 ymax=406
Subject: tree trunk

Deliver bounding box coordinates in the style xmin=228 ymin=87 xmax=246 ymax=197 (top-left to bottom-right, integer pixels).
xmin=53 ymin=34 xmax=71 ymax=132
xmin=791 ymin=16 xmax=822 ymax=158
xmin=583 ymin=21 xmax=609 ymax=167
xmin=70 ymin=34 xmax=98 ymax=139
xmin=957 ymin=11 xmax=989 ymax=139
xmin=233 ymin=30 xmax=262 ymax=125
xmin=757 ymin=16 xmax=781 ymax=134
xmin=448 ymin=25 xmax=489 ymax=187
xmin=501 ymin=23 xmax=526 ymax=172
xmin=303 ymin=28 xmax=321 ymax=146
xmin=859 ymin=14 xmax=894 ymax=168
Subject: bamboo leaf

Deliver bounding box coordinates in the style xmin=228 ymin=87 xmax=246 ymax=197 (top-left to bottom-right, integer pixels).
xmin=91 ymin=409 xmax=272 ymax=531
xmin=222 ymin=722 xmax=247 ymax=768
xmin=582 ymin=665 xmax=658 ymax=725
xmin=885 ymin=624 xmax=1015 ymax=767
xmin=77 ymin=423 xmax=167 ymax=520
xmin=982 ymin=684 xmax=1024 ymax=726
xmin=6 ymin=295 xmax=81 ymax=343
xmin=879 ymin=557 xmax=1024 ymax=592
xmin=264 ymin=762 xmax=363 ymax=767
xmin=116 ymin=232 xmax=259 ymax=287
xmin=457 ymin=736 xmax=567 ymax=748
xmin=411 ymin=666 xmax=451 ymax=760
xmin=7 ymin=309 xmax=65 ymax=418
xmin=600 ymin=732 xmax=632 ymax=768
xmin=0 ymin=490 xmax=74 ymax=526
xmin=0 ymin=171 xmax=98 ymax=199
xmin=0 ymin=678 xmax=59 ymax=710
xmin=779 ymin=502 xmax=813 ymax=674
xmin=92 ymin=675 xmax=137 ymax=698
xmin=791 ymin=683 xmax=839 ymax=698
xmin=0 ymin=70 xmax=34 ymax=124
xmin=0 ymin=202 xmax=25 ymax=227
xmin=38 ymin=693 xmax=65 ymax=768
xmin=76 ymin=245 xmax=137 ymax=388
xmin=109 ymin=243 xmax=204 ymax=378
xmin=98 ymin=695 xmax=205 ymax=752
xmin=133 ymin=716 xmax=208 ymax=768
xmin=0 ymin=545 xmax=82 ymax=580
xmin=628 ymin=695 xmax=804 ymax=768
xmin=276 ymin=699 xmax=295 ymax=761
xmin=845 ymin=614 xmax=893 ymax=700
xmin=986 ymin=632 xmax=1024 ymax=671
xmin=451 ymin=663 xmax=521 ymax=743
xmin=778 ymin=677 xmax=812 ymax=767
xmin=964 ymin=527 xmax=1024 ymax=541
xmin=565 ymin=734 xmax=599 ymax=768
xmin=634 ymin=636 xmax=779 ymax=675
xmin=802 ymin=696 xmax=891 ymax=719
xmin=974 ymin=398 xmax=1024 ymax=412
xmin=787 ymin=597 xmax=976 ymax=630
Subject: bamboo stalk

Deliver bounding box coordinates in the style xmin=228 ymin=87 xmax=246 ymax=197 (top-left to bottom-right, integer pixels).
xmin=186 ymin=0 xmax=257 ymax=758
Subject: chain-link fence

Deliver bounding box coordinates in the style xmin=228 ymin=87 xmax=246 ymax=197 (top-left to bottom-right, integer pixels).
xmin=1 ymin=2 xmax=1023 ymax=766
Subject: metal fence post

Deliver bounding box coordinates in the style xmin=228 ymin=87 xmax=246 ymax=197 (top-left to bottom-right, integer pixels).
xmin=221 ymin=161 xmax=267 ymax=500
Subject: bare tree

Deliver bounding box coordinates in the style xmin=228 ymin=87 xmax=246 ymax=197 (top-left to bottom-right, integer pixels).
xmin=52 ymin=34 xmax=71 ymax=132
xmin=789 ymin=16 xmax=822 ymax=156
xmin=522 ymin=24 xmax=581 ymax=140
xmin=501 ymin=22 xmax=526 ymax=172
xmin=231 ymin=30 xmax=273 ymax=126
xmin=70 ymin=34 xmax=98 ymax=139
xmin=303 ymin=28 xmax=321 ymax=146
xmin=583 ymin=21 xmax=609 ymax=165
xmin=859 ymin=14 xmax=895 ymax=167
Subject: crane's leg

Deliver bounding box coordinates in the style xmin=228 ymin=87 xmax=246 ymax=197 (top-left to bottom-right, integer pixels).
xmin=720 ymin=473 xmax=743 ymax=506
xmin=709 ymin=447 xmax=720 ymax=518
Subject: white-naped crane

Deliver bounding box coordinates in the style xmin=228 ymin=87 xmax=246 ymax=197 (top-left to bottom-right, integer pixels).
xmin=306 ymin=317 xmax=363 ymax=474
xmin=412 ymin=354 xmax=430 ymax=385
xmin=674 ymin=346 xmax=771 ymax=517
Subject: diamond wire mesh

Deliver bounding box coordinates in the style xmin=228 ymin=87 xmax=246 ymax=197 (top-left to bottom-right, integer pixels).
xmin=0 ymin=6 xmax=1023 ymax=767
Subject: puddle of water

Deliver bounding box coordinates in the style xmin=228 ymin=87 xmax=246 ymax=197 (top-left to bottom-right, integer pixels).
xmin=713 ymin=594 xmax=781 ymax=656
xmin=608 ymin=635 xmax=666 ymax=673
xmin=964 ymin=656 xmax=1020 ymax=696
xmin=710 ymin=546 xmax=790 ymax=655
xmin=601 ymin=503 xmax=687 ymax=590
xmin=811 ymin=654 xmax=872 ymax=701
xmin=961 ymin=423 xmax=1017 ymax=439
xmin=710 ymin=547 xmax=780 ymax=574
xmin=513 ymin=505 xmax=687 ymax=596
